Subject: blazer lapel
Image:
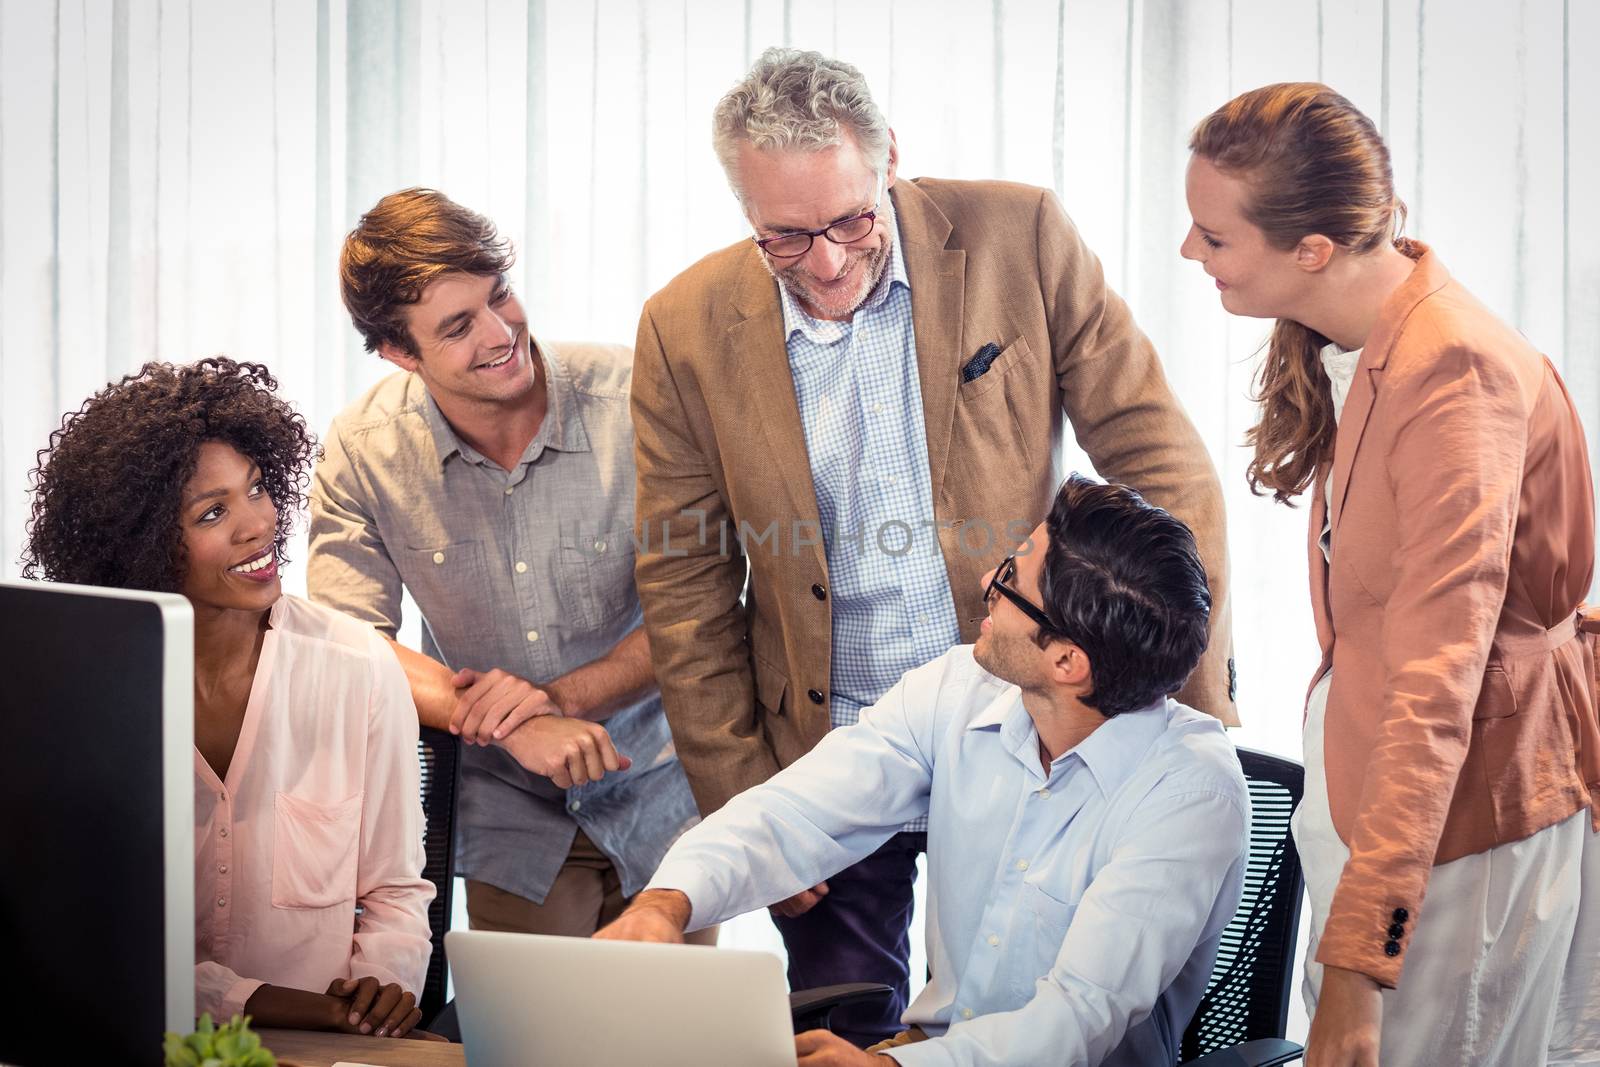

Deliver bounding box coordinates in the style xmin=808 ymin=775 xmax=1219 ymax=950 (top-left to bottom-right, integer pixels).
xmin=1328 ymin=246 xmax=1451 ymax=534
xmin=726 ymin=247 xmax=827 ymax=571
xmin=895 ymin=180 xmax=966 ymax=503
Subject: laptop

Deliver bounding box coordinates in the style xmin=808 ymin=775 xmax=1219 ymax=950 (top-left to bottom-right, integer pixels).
xmin=446 ymin=929 xmax=798 ymax=1066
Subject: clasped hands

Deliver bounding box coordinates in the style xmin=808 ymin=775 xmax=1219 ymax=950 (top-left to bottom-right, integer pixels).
xmin=447 ymin=667 xmax=629 ymax=787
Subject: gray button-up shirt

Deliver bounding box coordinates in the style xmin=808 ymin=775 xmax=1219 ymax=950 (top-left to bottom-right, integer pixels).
xmin=307 ymin=341 xmax=698 ymax=903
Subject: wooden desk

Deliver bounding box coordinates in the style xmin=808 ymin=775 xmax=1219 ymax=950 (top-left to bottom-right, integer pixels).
xmin=257 ymin=1029 xmax=466 ymax=1067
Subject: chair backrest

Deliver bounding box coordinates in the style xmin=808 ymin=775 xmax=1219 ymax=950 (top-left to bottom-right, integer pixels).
xmin=1179 ymin=747 xmax=1305 ymax=1061
xmin=417 ymin=726 xmax=462 ymax=1023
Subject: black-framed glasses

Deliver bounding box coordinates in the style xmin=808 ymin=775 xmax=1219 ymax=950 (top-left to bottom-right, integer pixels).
xmin=752 ymin=177 xmax=886 ymax=260
xmin=753 ymin=209 xmax=879 ymax=259
xmin=985 ymin=554 xmax=1056 ymax=632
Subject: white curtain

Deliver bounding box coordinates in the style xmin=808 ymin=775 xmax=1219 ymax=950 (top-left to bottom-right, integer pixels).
xmin=3 ymin=0 xmax=1596 ymax=1032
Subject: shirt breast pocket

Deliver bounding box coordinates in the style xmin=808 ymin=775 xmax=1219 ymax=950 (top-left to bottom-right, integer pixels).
xmin=1012 ymin=879 xmax=1078 ymax=999
xmin=397 ymin=540 xmax=496 ymax=646
xmin=272 ymin=790 xmax=363 ymax=910
xmin=557 ymin=528 xmax=638 ymax=631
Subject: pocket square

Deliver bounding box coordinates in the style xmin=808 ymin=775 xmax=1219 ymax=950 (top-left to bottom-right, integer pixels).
xmin=961 ymin=342 xmax=1002 ymax=383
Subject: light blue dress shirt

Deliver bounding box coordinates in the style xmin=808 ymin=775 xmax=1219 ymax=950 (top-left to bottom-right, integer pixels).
xmin=648 ymin=646 xmax=1249 ymax=1066
xmin=781 ymin=227 xmax=963 ymax=833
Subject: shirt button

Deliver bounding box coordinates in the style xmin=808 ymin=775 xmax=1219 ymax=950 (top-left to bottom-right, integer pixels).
xmin=515 ymin=561 xmax=528 ymax=574
xmin=218 ymin=865 xmax=228 ymax=875
xmin=504 ymin=486 xmax=515 ymax=496
xmin=873 ymin=401 xmax=885 ymax=414
xmin=526 ymin=630 xmax=540 ymax=643
xmin=433 ymin=551 xmax=445 ymax=564
xmin=1038 ymin=787 xmax=1051 ymax=799
xmin=917 ymin=613 xmax=929 ymax=624
xmin=217 ymin=897 xmax=227 ymax=908
xmin=568 ymin=800 xmax=581 ymax=813
xmin=960 ymin=1008 xmax=973 ymax=1020
xmin=1015 ymin=859 xmax=1029 ymax=871
xmin=219 ymin=827 xmax=228 ymax=838
xmin=987 ymin=934 xmax=999 ymax=947
xmin=594 ymin=541 xmax=607 ymax=553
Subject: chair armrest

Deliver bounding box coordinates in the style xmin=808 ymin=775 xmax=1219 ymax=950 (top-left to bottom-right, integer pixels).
xmin=1180 ymin=1038 xmax=1305 ymax=1067
xmin=789 ymin=983 xmax=895 ymax=1034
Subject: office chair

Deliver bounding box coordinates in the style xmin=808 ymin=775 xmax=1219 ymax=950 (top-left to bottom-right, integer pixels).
xmin=1178 ymin=747 xmax=1306 ymax=1067
xmin=417 ymin=726 xmax=463 ymax=1026
xmin=788 ymin=749 xmax=1307 ymax=1067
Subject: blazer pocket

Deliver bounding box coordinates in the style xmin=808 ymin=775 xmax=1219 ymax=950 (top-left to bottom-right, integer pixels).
xmin=272 ymin=790 xmax=363 ymax=910
xmin=1472 ymin=666 xmax=1519 ymax=720
xmin=958 ymin=337 xmax=1032 ymax=402
xmin=752 ymin=649 xmax=789 ymax=717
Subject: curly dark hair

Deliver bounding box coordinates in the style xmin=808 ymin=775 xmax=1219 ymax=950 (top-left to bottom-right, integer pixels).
xmin=20 ymin=357 xmax=319 ymax=594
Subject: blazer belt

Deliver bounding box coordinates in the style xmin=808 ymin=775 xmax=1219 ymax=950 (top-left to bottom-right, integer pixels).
xmin=1492 ymin=612 xmax=1579 ymax=658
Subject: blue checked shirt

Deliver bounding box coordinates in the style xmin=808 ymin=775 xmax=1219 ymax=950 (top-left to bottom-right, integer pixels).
xmin=780 ymin=225 xmax=964 ymax=833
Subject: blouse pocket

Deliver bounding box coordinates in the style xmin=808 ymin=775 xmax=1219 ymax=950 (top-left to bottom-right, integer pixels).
xmin=271 ymin=790 xmax=363 ymax=910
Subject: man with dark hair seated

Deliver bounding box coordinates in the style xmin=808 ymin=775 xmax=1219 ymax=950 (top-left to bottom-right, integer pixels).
xmin=596 ymin=476 xmax=1250 ymax=1067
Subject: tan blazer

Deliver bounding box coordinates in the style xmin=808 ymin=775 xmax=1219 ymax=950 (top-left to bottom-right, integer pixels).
xmin=631 ymin=177 xmax=1234 ymax=817
xmin=1307 ymin=246 xmax=1599 ymax=987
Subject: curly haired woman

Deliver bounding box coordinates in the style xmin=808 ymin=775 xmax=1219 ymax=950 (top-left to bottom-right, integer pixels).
xmin=22 ymin=358 xmax=437 ymax=1039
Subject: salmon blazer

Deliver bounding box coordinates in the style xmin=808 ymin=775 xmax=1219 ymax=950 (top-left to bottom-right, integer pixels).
xmin=1307 ymin=246 xmax=1598 ymax=986
xmin=631 ymin=177 xmax=1234 ymax=818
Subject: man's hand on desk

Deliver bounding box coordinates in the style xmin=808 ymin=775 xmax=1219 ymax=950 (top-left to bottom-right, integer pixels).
xmin=592 ymin=889 xmax=691 ymax=943
xmin=496 ymin=714 xmax=632 ymax=787
xmin=795 ymin=1030 xmax=898 ymax=1064
xmin=449 ymin=667 xmax=563 ymax=744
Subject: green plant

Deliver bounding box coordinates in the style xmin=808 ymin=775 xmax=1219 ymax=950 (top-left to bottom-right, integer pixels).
xmin=163 ymin=1013 xmax=277 ymax=1067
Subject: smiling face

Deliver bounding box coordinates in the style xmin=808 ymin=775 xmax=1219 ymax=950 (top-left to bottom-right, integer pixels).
xmin=737 ymin=134 xmax=898 ymax=322
xmin=379 ymin=271 xmax=537 ymax=406
xmin=1180 ymin=155 xmax=1309 ymax=320
xmin=178 ymin=440 xmax=282 ymax=616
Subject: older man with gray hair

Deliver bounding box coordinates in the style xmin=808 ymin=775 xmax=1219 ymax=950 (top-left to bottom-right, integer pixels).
xmin=629 ymin=47 xmax=1235 ymax=1045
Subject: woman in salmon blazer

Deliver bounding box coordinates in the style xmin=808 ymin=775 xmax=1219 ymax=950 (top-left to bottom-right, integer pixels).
xmin=1179 ymin=83 xmax=1600 ymax=1067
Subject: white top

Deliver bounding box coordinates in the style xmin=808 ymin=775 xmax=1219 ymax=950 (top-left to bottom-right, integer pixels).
xmin=193 ymin=594 xmax=434 ymax=1019
xmin=1318 ymin=342 xmax=1364 ymax=563
xmin=648 ymin=646 xmax=1250 ymax=1067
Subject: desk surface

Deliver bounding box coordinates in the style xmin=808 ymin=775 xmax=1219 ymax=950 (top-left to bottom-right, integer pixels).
xmin=258 ymin=1029 xmax=466 ymax=1067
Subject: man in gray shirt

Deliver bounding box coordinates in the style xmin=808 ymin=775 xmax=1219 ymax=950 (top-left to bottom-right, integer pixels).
xmin=307 ymin=187 xmax=703 ymax=939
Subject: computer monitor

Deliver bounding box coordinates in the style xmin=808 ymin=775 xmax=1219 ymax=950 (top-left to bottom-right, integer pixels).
xmin=0 ymin=579 xmax=194 ymax=1066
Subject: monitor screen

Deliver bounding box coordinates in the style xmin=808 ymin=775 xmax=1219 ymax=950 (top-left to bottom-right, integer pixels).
xmin=0 ymin=580 xmax=194 ymax=1066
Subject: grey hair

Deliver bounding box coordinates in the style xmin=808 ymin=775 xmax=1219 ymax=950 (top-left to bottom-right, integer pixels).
xmin=712 ymin=47 xmax=891 ymax=198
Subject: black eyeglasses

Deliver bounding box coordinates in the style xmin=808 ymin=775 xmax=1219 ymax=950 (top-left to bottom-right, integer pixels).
xmin=752 ymin=177 xmax=886 ymax=260
xmin=753 ymin=209 xmax=879 ymax=260
xmin=985 ymin=554 xmax=1056 ymax=632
